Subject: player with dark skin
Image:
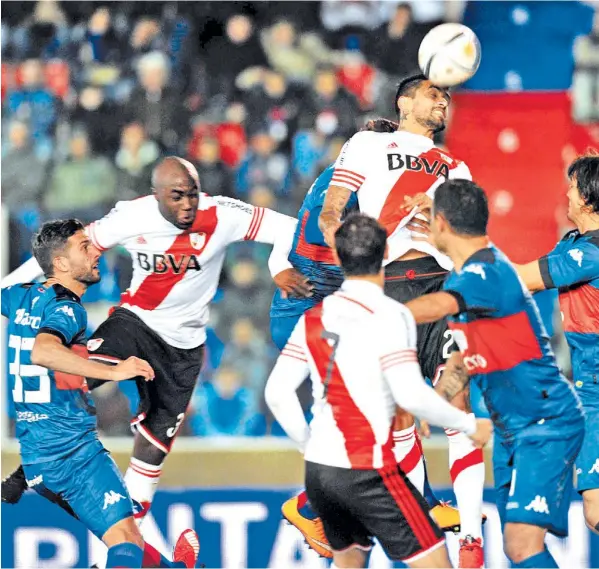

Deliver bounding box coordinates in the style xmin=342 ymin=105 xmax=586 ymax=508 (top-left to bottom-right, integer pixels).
xmin=152 ymin=157 xmax=313 ymax=295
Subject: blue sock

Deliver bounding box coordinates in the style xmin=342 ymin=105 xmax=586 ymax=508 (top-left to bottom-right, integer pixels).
xmin=422 ymin=458 xmax=440 ymax=507
xmin=106 ymin=543 xmax=144 ymax=568
xmin=512 ymin=547 xmax=558 ymax=568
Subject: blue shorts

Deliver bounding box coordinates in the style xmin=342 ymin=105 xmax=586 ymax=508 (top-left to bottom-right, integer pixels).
xmin=576 ymin=406 xmax=599 ymax=493
xmin=22 ymin=438 xmax=133 ymax=539
xmin=493 ymin=428 xmax=583 ymax=537
xmin=270 ymin=314 xmax=301 ymax=351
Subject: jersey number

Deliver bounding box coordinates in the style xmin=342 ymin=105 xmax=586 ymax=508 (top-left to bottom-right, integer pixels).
xmin=321 ymin=330 xmax=340 ymax=397
xmin=9 ymin=335 xmax=51 ymax=403
xmin=442 ymin=330 xmax=456 ymax=360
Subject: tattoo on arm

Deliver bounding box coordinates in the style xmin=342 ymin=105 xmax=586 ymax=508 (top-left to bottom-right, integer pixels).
xmin=319 ymin=186 xmax=351 ymax=233
xmin=435 ymin=358 xmax=470 ymax=402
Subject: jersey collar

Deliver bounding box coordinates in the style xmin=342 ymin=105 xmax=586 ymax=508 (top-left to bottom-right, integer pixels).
xmin=340 ymin=279 xmax=384 ymax=297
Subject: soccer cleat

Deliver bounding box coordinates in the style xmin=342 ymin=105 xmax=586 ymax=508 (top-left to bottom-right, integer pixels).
xmin=1 ymin=465 xmax=27 ymax=504
xmin=281 ymin=495 xmax=333 ymax=559
xmin=173 ymin=529 xmax=201 ymax=569
xmin=459 ymin=535 xmax=484 ymax=569
xmin=430 ymin=501 xmax=487 ymax=534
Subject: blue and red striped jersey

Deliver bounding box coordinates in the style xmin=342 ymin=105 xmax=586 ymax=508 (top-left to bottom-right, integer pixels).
xmin=270 ymin=164 xmax=358 ymax=318
xmin=1 ymin=283 xmax=96 ymax=464
xmin=539 ymin=228 xmax=599 ymax=408
xmin=443 ymin=246 xmax=583 ymax=439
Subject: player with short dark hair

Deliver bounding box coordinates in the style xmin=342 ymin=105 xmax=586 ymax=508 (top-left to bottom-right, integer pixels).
xmin=271 ymin=118 xmax=463 ymax=559
xmin=1 ymin=156 xmax=306 ymax=524
xmin=319 ymin=73 xmax=486 ymax=566
xmin=266 ymin=212 xmax=492 ymax=569
xmin=406 ymin=179 xmax=585 ymax=569
xmin=515 ymin=153 xmax=599 ymax=537
xmin=2 ymin=219 xmax=200 ymax=569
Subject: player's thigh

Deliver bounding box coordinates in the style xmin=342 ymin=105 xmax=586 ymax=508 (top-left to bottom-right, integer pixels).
xmin=492 ymin=438 xmax=514 ymax=529
xmin=358 ymin=465 xmax=444 ymax=563
xmin=21 ymin=463 xmax=78 ymax=518
xmin=139 ymin=343 xmax=205 ymax=450
xmin=31 ymin=441 xmax=133 ymax=539
xmin=270 ymin=315 xmax=301 ymax=352
xmin=576 ymin=407 xmax=599 ymax=494
xmin=305 ymin=461 xmax=373 ymax=553
xmin=507 ymin=432 xmax=582 ymax=537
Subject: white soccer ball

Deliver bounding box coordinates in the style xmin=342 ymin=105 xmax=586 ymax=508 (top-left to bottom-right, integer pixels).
xmin=418 ymin=23 xmax=481 ymax=87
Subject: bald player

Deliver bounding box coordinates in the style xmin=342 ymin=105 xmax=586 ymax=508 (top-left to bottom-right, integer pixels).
xmin=1 ymin=156 xmax=309 ymax=521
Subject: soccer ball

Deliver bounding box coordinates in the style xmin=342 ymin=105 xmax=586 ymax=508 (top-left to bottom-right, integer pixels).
xmin=418 ymin=23 xmax=481 ymax=87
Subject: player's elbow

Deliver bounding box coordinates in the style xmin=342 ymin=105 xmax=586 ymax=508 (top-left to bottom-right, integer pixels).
xmin=264 ymin=378 xmax=286 ymax=415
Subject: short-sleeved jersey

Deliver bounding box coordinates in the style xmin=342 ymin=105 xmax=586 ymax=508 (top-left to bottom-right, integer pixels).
xmin=270 ymin=165 xmax=358 ymax=318
xmin=87 ymin=194 xmax=295 ymax=349
xmin=443 ymin=246 xmax=583 ymax=440
xmin=332 ymin=130 xmax=471 ymax=268
xmin=539 ymin=229 xmax=599 ymax=407
xmin=281 ymin=280 xmax=421 ymax=469
xmin=2 ymin=283 xmax=95 ymax=465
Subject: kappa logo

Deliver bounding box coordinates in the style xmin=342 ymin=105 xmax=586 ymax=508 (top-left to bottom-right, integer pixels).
xmin=189 ymin=233 xmax=207 ymax=250
xmin=103 ymin=490 xmax=126 ymax=510
xmin=524 ymin=495 xmax=549 ymax=514
xmin=87 ymin=338 xmax=104 ymax=352
xmin=568 ymin=248 xmax=583 ymax=267
xmin=588 ymin=459 xmax=599 ymax=475
xmin=56 ymin=305 xmax=76 ymax=322
xmin=463 ymin=264 xmax=486 ymax=280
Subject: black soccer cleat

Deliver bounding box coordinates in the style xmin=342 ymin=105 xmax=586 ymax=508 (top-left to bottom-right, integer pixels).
xmin=2 ymin=465 xmax=27 ymax=504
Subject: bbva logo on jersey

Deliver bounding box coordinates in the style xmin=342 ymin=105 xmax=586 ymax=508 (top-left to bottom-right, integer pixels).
xmin=387 ymin=153 xmax=450 ymax=178
xmin=137 ymin=253 xmax=202 ymax=274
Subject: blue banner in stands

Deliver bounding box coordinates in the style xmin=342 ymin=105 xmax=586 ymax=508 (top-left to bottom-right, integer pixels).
xmin=2 ymin=488 xmax=598 ymax=568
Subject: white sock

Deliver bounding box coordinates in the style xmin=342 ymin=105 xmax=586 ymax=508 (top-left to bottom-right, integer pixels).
xmin=393 ymin=426 xmax=425 ymax=494
xmin=124 ymin=457 xmax=163 ymax=524
xmin=447 ymin=423 xmax=485 ymax=541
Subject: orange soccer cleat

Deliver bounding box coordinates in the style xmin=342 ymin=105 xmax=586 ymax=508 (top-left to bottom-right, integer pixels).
xmin=173 ymin=529 xmax=201 ymax=568
xmin=281 ymin=493 xmax=333 ymax=559
xmin=430 ymin=501 xmax=487 ymax=534
xmin=459 ymin=535 xmax=484 ymax=569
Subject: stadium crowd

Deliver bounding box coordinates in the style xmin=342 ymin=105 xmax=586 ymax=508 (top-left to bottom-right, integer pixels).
xmin=1 ymin=0 xmax=596 ymax=438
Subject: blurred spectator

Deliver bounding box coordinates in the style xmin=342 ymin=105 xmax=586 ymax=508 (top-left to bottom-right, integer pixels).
xmin=129 ymin=17 xmax=164 ymax=61
xmin=320 ymin=0 xmax=388 ymax=33
xmin=299 ymin=66 xmax=360 ymax=136
xmin=5 ymin=58 xmax=59 ymax=160
xmin=220 ymin=318 xmax=276 ymax=393
xmin=8 ymin=0 xmax=69 ymax=60
xmin=189 ymin=136 xmax=233 ymax=197
xmin=128 ymin=51 xmax=186 ymax=152
xmin=45 ymin=129 xmax=117 ymax=220
xmin=205 ymin=14 xmax=268 ymax=99
xmin=216 ymin=259 xmax=273 ymax=333
xmin=2 ymin=120 xmax=47 ymax=270
xmin=241 ymin=70 xmax=303 ymax=150
xmin=573 ymin=8 xmax=599 ymax=122
xmin=1 ymin=121 xmax=46 ymax=210
xmin=115 ymin=121 xmax=160 ymax=200
xmin=70 ymin=86 xmax=124 ymax=154
xmin=188 ymin=366 xmax=262 ymax=436
xmin=337 ymin=50 xmax=377 ymax=110
xmin=291 ymin=129 xmax=329 ymax=183
xmin=366 ymin=3 xmax=426 ymax=78
xmin=78 ymin=7 xmax=125 ymax=65
xmin=235 ymin=128 xmax=291 ymax=197
xmin=260 ymin=19 xmax=319 ymax=84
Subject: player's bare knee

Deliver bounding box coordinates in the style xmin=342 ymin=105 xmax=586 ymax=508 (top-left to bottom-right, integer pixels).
xmin=332 ymin=547 xmax=368 ymax=568
xmin=503 ymin=523 xmax=545 ymax=563
xmin=133 ymin=432 xmax=167 ymax=466
xmin=102 ymin=516 xmax=144 ymax=549
xmin=407 ymin=544 xmax=452 ymax=568
xmin=583 ymin=489 xmax=599 ymax=533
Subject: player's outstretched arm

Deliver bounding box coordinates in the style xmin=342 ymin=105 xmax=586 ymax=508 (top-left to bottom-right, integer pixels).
xmin=31 ymin=334 xmax=154 ymax=382
xmin=405 ymin=291 xmax=460 ymax=324
xmin=434 ymin=351 xmax=471 ymax=402
xmin=319 ymin=185 xmax=352 ymax=248
xmin=1 ymin=257 xmax=44 ymax=288
xmin=514 ymin=261 xmax=546 ymax=292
